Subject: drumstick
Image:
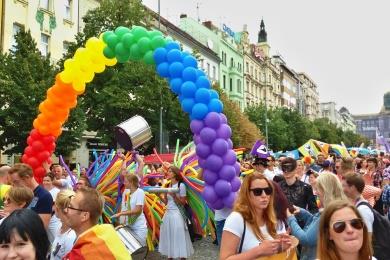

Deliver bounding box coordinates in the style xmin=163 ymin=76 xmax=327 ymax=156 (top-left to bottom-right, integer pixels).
xmin=143 ymin=187 xmax=180 ymax=193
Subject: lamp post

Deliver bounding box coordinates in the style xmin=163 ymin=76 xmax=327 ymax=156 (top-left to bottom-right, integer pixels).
xmin=158 ymin=0 xmax=163 ymax=153
xmin=265 ymin=94 xmax=269 ymax=149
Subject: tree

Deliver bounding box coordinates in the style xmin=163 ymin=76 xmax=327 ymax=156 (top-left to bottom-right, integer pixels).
xmin=0 ymin=30 xmax=85 ymax=155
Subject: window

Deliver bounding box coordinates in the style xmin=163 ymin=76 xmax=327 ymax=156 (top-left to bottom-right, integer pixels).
xmin=230 ymin=58 xmax=234 ymax=67
xmin=40 ymin=0 xmax=51 ymax=10
xmin=63 ymin=41 xmax=70 ymax=54
xmin=40 ymin=33 xmax=50 ymax=56
xmin=246 ymin=81 xmax=249 ymax=91
xmin=212 ymin=66 xmax=216 ymax=79
xmin=250 ymin=66 xmax=253 ymax=76
xmin=246 ymin=62 xmax=249 ymax=72
xmin=200 ymin=59 xmax=204 ymax=69
xmin=223 ymin=75 xmax=226 ymax=89
xmin=64 ymin=0 xmax=72 ymax=20
xmin=207 ymin=63 xmax=210 ymax=76
xmin=11 ymin=23 xmax=24 ymax=50
xmin=230 ymin=78 xmax=233 ymax=91
xmin=255 ymin=69 xmax=257 ymax=79
xmin=237 ymin=79 xmax=241 ymax=93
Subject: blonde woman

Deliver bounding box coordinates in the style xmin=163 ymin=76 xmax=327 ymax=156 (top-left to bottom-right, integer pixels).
xmin=0 ymin=186 xmax=33 ymax=225
xmin=50 ymin=190 xmax=76 ymax=260
xmin=317 ymin=200 xmax=374 ymax=260
xmin=286 ymin=172 xmax=347 ymax=260
xmin=220 ymin=173 xmax=292 ymax=259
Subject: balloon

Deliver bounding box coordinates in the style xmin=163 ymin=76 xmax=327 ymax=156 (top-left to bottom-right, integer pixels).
xmin=165 ymin=41 xmax=180 ymax=51
xmin=193 ymin=134 xmax=201 ymax=145
xmin=219 ymin=165 xmax=236 ymax=181
xmin=37 ymin=151 xmax=50 ymax=162
xmin=115 ymin=26 xmax=131 ymax=39
xmin=21 ymin=154 xmax=28 ymax=164
xmin=214 ymin=179 xmax=232 ymax=197
xmin=234 ymin=162 xmax=241 ymax=176
xmin=204 ymin=112 xmax=222 ymax=129
xmin=203 ymin=170 xmax=218 ymax=185
xmin=129 ymin=44 xmax=142 ymax=61
xmin=138 ymin=37 xmax=151 ymax=53
xmin=24 ymin=146 xmax=34 ymax=157
xmin=32 ymin=141 xmax=44 ymax=152
xmin=205 ymin=154 xmax=223 ymax=172
xmin=169 ymin=78 xmax=182 ymax=95
xmin=27 ymin=136 xmax=33 ymax=145
xmin=200 ymin=127 xmax=217 ymax=145
xmin=231 ymin=177 xmax=241 ymax=192
xmin=42 ymin=135 xmax=55 ymax=145
xmin=182 ymin=55 xmax=197 ymax=68
xmin=202 ymin=185 xmax=218 ymax=203
xmin=195 ymin=88 xmax=211 ymax=104
xmin=198 ymin=158 xmax=206 ymax=168
xmin=102 ymin=31 xmax=114 ymax=43
xmin=103 ymin=46 xmax=116 ymax=59
xmin=151 ymin=36 xmax=166 ymax=49
xmin=211 ymin=199 xmax=224 ymax=210
xmin=227 ymin=138 xmax=233 ymax=149
xmin=121 ymin=33 xmax=135 ymax=48
xmin=196 ymin=69 xmax=206 ymax=78
xmin=143 ymin=51 xmax=155 ymax=65
xmin=181 ymin=98 xmax=195 ymax=113
xmin=105 ymin=34 xmax=119 ymax=49
xmin=180 ymin=81 xmax=197 ymax=98
xmin=212 ymin=138 xmax=228 ymax=156
xmin=148 ymin=30 xmax=163 ymax=39
xmin=26 ymin=157 xmax=39 ymax=169
xmin=217 ymin=124 xmax=232 ymax=139
xmin=153 ymin=47 xmax=167 ymax=64
xmin=209 ymin=89 xmax=219 ymax=99
xmin=156 ymin=62 xmax=170 ymax=78
xmin=223 ymin=192 xmax=236 ymax=208
xmin=34 ymin=166 xmax=46 ymax=178
xmin=208 ymin=99 xmax=223 ymax=113
xmin=223 ymin=150 xmax=237 ymax=165
xmin=190 ymin=119 xmax=204 ymax=135
xmin=168 ymin=62 xmax=184 ymax=78
xmin=196 ymin=76 xmax=211 ymax=89
xmin=182 ymin=67 xmax=197 ymax=82
xmin=30 ymin=129 xmax=42 ymax=140
xmin=191 ymin=103 xmax=208 ymax=120
xmin=220 ymin=113 xmax=228 ymax=124
xmin=196 ymin=143 xmax=211 ymax=159
xmin=166 ymin=49 xmax=182 ymax=63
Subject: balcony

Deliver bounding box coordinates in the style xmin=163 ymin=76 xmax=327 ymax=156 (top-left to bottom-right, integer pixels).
xmin=229 ymin=66 xmax=241 ymax=76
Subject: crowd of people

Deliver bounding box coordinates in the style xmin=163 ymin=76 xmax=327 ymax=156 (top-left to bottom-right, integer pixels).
xmin=0 ymin=149 xmax=389 ymax=259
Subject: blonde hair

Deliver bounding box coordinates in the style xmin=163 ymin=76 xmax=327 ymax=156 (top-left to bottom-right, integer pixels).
xmin=234 ymin=173 xmax=277 ymax=240
xmin=316 ymin=172 xmax=347 ymax=207
xmin=55 ymin=189 xmax=75 ymax=210
xmin=7 ymin=186 xmax=33 ymax=207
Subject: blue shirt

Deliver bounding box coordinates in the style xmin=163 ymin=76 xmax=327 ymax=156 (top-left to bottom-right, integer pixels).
xmin=28 ymin=185 xmax=53 ymax=214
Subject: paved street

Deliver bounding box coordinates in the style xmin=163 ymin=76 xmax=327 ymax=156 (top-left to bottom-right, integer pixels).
xmin=147 ymin=236 xmax=219 ymax=259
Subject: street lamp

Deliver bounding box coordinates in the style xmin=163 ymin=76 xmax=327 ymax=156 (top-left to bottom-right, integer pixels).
xmin=158 ymin=0 xmax=163 ymax=153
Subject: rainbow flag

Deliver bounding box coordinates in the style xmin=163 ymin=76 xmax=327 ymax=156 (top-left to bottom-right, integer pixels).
xmin=64 ymin=224 xmax=131 ymax=260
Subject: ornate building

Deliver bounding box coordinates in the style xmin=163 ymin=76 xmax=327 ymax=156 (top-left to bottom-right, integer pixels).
xmin=299 ymin=72 xmax=320 ymax=120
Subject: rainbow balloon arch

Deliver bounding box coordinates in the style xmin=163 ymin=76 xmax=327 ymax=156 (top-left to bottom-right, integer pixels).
xmin=21 ymin=25 xmax=241 ymax=209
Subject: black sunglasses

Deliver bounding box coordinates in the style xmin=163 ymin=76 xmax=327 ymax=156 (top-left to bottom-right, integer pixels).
xmin=332 ymin=218 xmax=364 ymax=233
xmin=250 ymin=187 xmax=273 ymax=196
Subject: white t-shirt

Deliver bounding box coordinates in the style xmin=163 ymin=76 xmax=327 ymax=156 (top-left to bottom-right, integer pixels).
xmin=50 ymin=228 xmax=76 ymax=260
xmin=356 ymin=198 xmax=374 ymax=233
xmin=58 ymin=176 xmax=73 ymax=190
xmin=120 ymin=188 xmax=147 ymax=230
xmin=49 ymin=187 xmax=60 ymax=201
xmin=264 ymin=167 xmax=282 ymax=181
xmin=166 ymin=182 xmax=186 ymax=210
xmin=223 ymin=211 xmax=286 ymax=253
xmin=47 ymin=186 xmax=61 ymax=243
xmin=215 ymin=207 xmax=233 ymax=221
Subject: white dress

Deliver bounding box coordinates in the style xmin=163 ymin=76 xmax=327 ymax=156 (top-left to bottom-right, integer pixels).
xmin=158 ymin=183 xmax=194 ymax=258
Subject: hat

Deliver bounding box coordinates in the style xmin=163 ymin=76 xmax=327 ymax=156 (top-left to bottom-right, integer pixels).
xmin=322 ymin=160 xmax=331 ymax=168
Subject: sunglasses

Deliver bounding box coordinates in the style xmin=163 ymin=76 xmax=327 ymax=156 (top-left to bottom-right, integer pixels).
xmin=250 ymin=187 xmax=273 ymax=196
xmin=332 ymin=218 xmax=364 ymax=233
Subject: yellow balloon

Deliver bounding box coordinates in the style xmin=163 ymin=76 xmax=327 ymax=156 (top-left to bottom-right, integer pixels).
xmin=59 ymin=70 xmax=73 ymax=84
xmin=105 ymin=57 xmax=117 ymax=67
xmin=92 ymin=62 xmax=106 ymax=73
xmin=81 ymin=69 xmax=95 ymax=83
xmin=72 ymin=79 xmax=86 ymax=92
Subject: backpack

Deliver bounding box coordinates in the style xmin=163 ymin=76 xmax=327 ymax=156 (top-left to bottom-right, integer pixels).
xmin=357 ymin=201 xmax=390 ymax=260
xmin=382 ymin=184 xmax=390 ymax=205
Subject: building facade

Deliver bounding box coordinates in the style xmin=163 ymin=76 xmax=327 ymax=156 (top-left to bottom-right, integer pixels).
xmin=320 ymin=102 xmax=340 ymax=124
xmin=280 ymin=63 xmax=299 ymax=110
xmin=339 ymin=107 xmax=356 ymax=132
xmin=299 ymin=72 xmax=320 ymax=120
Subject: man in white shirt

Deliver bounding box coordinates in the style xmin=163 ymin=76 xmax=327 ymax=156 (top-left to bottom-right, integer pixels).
xmin=342 ymin=172 xmax=374 ymax=239
xmin=52 ymin=164 xmax=73 ymax=190
xmin=264 ymin=156 xmax=282 ymax=181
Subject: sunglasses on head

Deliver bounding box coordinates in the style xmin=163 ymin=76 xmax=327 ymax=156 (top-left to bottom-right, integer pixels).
xmin=250 ymin=187 xmax=273 ymax=196
xmin=332 ymin=218 xmax=364 ymax=233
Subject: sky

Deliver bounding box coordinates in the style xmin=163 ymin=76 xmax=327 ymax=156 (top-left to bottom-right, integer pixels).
xmin=142 ymin=0 xmax=390 ymax=115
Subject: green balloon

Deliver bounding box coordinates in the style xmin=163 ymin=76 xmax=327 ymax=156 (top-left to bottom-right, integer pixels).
xmin=115 ymin=43 xmax=130 ymax=59
xmin=121 ymin=33 xmax=135 ymax=49
xmin=115 ymin=26 xmax=131 ymax=39
xmin=143 ymin=50 xmax=155 ymax=65
xmin=129 ymin=44 xmax=142 ymax=61
xmin=151 ymin=36 xmax=166 ymax=49
xmin=138 ymin=37 xmax=151 ymax=54
xmin=131 ymin=26 xmax=148 ymax=41
xmin=103 ymin=46 xmax=116 ymax=59
xmin=106 ymin=34 xmax=119 ymax=49
xmin=148 ymin=30 xmax=163 ymax=39
xmin=102 ymin=31 xmax=115 ymax=43
xmin=116 ymin=52 xmax=130 ymax=63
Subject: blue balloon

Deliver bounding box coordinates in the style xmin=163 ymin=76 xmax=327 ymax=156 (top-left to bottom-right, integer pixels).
xmin=169 ymin=78 xmax=182 ymax=95
xmin=181 ymin=51 xmax=190 ymax=59
xmin=196 ymin=69 xmax=206 ymax=78
xmin=195 ymin=88 xmax=211 ymax=104
xmin=181 ymin=81 xmax=197 ymax=98
xmin=165 ymin=41 xmax=180 ymax=51
xmin=196 ymin=76 xmax=211 ymax=89
xmin=181 ymin=98 xmax=195 ymax=113
xmin=183 ymin=55 xmax=198 ymax=68
xmin=209 ymin=90 xmax=219 ymax=100
xmin=153 ymin=47 xmax=167 ymax=64
xmin=156 ymin=62 xmax=170 ymax=78
xmin=208 ymin=99 xmax=223 ymax=113
xmin=182 ymin=67 xmax=198 ymax=82
xmin=168 ymin=62 xmax=184 ymax=78
xmin=166 ymin=49 xmax=182 ymax=63
xmin=192 ymin=103 xmax=209 ymax=120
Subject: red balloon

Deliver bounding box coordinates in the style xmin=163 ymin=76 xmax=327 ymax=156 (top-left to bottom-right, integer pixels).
xmin=21 ymin=154 xmax=28 ymax=163
xmin=32 ymin=141 xmax=45 ymax=152
xmin=30 ymin=129 xmax=42 ymax=140
xmin=46 ymin=157 xmax=53 ymax=165
xmin=24 ymin=146 xmax=34 ymax=157
xmin=26 ymin=157 xmax=39 ymax=169
xmin=37 ymin=151 xmax=50 ymax=162
xmin=42 ymin=135 xmax=55 ymax=145
xmin=34 ymin=166 xmax=46 ymax=178
xmin=27 ymin=136 xmax=33 ymax=145
xmin=46 ymin=143 xmax=56 ymax=153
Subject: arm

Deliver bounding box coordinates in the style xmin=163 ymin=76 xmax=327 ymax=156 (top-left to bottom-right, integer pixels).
xmin=134 ymin=153 xmax=145 ymax=181
xmin=115 ymin=205 xmax=142 ymax=217
xmin=39 ymin=213 xmax=51 ymax=230
xmin=287 ymin=214 xmax=319 ymax=246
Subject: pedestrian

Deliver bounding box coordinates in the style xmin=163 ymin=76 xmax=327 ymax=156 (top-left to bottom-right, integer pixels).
xmin=0 ymin=186 xmax=33 ymax=225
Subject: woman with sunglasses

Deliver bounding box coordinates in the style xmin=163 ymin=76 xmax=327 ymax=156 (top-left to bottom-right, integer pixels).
xmin=220 ymin=173 xmax=292 ymax=259
xmin=317 ymin=199 xmax=374 ymax=260
xmin=286 ymin=172 xmax=347 ymax=260
xmin=0 ymin=186 xmax=33 ymax=225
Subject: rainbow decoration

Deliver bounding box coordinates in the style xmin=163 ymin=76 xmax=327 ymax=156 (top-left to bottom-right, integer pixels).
xmin=20 ymin=25 xmax=240 ymax=208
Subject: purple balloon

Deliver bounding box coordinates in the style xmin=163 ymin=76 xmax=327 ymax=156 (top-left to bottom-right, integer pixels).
xmin=205 ymin=154 xmax=223 ymax=172
xmin=211 ymin=199 xmax=224 ymax=210
xmin=200 ymin=127 xmax=217 ymax=145
xmin=214 ymin=179 xmax=232 ymax=197
xmin=202 ymin=185 xmax=218 ymax=203
xmin=193 ymin=134 xmax=201 ymax=145
xmin=198 ymin=158 xmax=207 ymax=168
xmin=219 ymin=165 xmax=236 ymax=181
xmin=223 ymin=192 xmax=236 ymax=208
xmin=234 ymin=162 xmax=241 ymax=176
xmin=204 ymin=112 xmax=222 ymax=129
xmin=227 ymin=139 xmax=233 ymax=149
xmin=203 ymin=170 xmax=219 ymax=185
xmin=220 ymin=113 xmax=228 ymax=124
xmin=212 ymin=138 xmax=228 ymax=156
xmin=196 ymin=143 xmax=211 ymax=159
xmin=223 ymin=150 xmax=237 ymax=165
xmin=217 ymin=124 xmax=232 ymax=139
xmin=190 ymin=120 xmax=204 ymax=135
xmin=231 ymin=177 xmax=241 ymax=192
